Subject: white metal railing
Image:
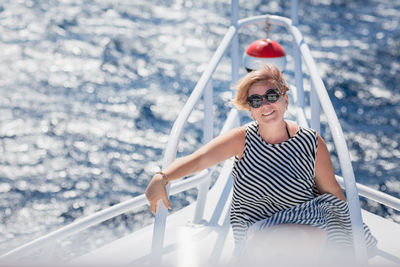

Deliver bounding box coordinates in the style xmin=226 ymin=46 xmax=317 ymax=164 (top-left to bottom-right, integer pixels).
xmin=150 ymin=25 xmax=238 ymax=265
xmin=336 ymin=176 xmax=400 ymax=212
xmin=0 ymin=81 xmax=239 ymax=263
xmin=1 ymin=194 xmax=146 ymax=262
xmin=230 ymin=0 xmax=240 ymax=84
xmin=149 ymin=11 xmax=370 ymax=264
xmin=0 ymin=169 xmax=210 ymax=262
xmin=2 ymin=174 xmax=397 ymax=262
xmin=194 ymin=80 xmax=214 ymax=224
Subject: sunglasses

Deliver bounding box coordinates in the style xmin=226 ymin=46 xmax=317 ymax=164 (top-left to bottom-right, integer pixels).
xmin=247 ymin=89 xmax=282 ymax=108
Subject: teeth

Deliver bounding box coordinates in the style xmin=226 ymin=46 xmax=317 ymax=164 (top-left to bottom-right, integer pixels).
xmin=262 ymin=111 xmax=274 ymax=116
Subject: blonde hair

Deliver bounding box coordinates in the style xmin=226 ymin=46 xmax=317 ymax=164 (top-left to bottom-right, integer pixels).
xmin=232 ymin=64 xmax=290 ymax=110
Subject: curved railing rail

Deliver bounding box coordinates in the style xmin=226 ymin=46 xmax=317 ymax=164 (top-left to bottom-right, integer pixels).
xmin=2 ymin=173 xmax=397 ymax=262
xmin=150 ymin=26 xmax=238 ymax=266
xmin=0 ymin=170 xmax=209 ymax=261
xmin=335 ymin=176 xmax=400 ymax=212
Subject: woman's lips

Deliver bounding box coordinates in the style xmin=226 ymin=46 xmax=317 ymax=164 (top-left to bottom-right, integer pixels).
xmin=262 ymin=110 xmax=274 ymax=117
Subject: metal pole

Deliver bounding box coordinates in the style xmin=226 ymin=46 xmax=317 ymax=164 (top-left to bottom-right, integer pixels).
xmin=291 ymin=0 xmax=305 ymax=113
xmin=311 ymin=82 xmax=321 ymax=133
xmin=150 ymin=188 xmax=170 ymax=266
xmin=231 ymin=0 xmax=239 ymax=84
xmin=203 ymin=80 xmax=214 ymax=144
xmin=290 ymin=0 xmax=299 ymax=25
xmin=193 ymin=80 xmax=214 ymax=224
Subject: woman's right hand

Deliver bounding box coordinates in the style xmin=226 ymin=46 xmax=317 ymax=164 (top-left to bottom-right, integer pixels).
xmin=145 ymin=173 xmax=171 ymax=214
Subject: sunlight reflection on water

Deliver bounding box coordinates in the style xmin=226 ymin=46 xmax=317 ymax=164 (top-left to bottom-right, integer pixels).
xmin=0 ymin=0 xmax=399 ymax=259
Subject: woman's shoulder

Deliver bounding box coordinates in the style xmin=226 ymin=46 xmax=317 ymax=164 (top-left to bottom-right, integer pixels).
xmin=285 ymin=120 xmax=300 ymax=137
xmin=285 ymin=120 xmax=318 ymax=139
xmin=222 ymin=125 xmax=247 ymax=141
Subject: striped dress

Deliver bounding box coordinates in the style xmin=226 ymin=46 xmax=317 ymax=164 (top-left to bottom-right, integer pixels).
xmin=230 ymin=121 xmax=377 ymax=254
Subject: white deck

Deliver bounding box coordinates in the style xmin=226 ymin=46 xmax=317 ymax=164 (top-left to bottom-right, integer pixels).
xmin=363 ymin=210 xmax=400 ymax=266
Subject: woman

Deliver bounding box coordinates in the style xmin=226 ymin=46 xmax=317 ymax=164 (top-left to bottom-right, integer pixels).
xmin=145 ymin=64 xmax=376 ymax=259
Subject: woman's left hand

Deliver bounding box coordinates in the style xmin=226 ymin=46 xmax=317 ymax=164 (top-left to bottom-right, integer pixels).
xmin=145 ymin=173 xmax=171 ymax=214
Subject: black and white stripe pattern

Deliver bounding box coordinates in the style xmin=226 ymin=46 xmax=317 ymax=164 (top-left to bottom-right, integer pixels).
xmin=230 ymin=121 xmax=377 ymax=253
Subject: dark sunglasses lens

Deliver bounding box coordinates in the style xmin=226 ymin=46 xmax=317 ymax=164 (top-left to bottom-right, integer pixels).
xmin=248 ymin=96 xmax=263 ymax=108
xmin=266 ymin=90 xmax=280 ymax=103
xmin=248 ymin=90 xmax=281 ymax=108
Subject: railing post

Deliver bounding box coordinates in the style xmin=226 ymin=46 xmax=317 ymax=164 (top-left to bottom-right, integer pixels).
xmin=151 ymin=140 xmax=178 ymax=265
xmin=193 ymin=176 xmax=212 ymax=224
xmin=193 ymin=80 xmax=214 ymax=224
xmin=290 ymin=0 xmax=299 ymax=25
xmin=291 ymin=0 xmax=305 ymax=114
xmin=231 ymin=0 xmax=240 ymax=84
xmin=310 ymin=82 xmax=321 ymax=133
xmin=150 ymin=186 xmax=170 ymax=266
xmin=203 ymin=80 xmax=214 ymax=145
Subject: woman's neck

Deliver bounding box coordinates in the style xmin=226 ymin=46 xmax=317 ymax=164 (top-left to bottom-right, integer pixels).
xmin=257 ymin=120 xmax=289 ymax=144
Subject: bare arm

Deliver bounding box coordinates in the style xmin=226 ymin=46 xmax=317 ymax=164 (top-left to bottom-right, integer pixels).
xmin=145 ymin=126 xmax=246 ymax=213
xmin=314 ymin=133 xmax=346 ymax=201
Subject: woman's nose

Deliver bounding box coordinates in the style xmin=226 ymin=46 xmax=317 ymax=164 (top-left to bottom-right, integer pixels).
xmin=261 ymin=99 xmax=271 ymax=106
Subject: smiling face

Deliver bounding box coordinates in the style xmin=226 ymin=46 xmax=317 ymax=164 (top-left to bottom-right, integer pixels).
xmin=233 ymin=64 xmax=290 ymax=111
xmin=248 ymin=81 xmax=288 ymax=124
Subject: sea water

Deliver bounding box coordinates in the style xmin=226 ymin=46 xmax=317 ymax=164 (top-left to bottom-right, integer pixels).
xmin=0 ymin=0 xmax=399 ymax=260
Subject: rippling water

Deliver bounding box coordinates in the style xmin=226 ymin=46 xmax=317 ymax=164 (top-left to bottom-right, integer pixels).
xmin=0 ymin=0 xmax=399 ymax=259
